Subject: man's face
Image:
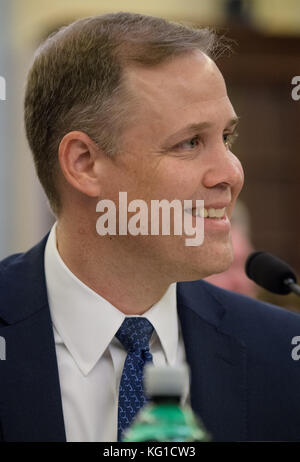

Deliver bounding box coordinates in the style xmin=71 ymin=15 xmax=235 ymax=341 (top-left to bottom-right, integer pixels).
xmin=96 ymin=50 xmax=244 ymax=281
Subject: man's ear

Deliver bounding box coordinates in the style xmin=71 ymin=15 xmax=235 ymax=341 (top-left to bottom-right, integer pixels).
xmin=58 ymin=131 xmax=102 ymax=198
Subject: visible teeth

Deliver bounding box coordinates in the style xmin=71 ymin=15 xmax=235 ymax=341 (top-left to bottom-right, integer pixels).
xmin=207 ymin=207 xmax=226 ymax=218
xmin=187 ymin=207 xmax=226 ymax=218
xmin=215 ymin=207 xmax=226 ymax=218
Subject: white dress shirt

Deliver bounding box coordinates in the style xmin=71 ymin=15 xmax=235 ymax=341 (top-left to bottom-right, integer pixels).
xmin=44 ymin=223 xmax=189 ymax=442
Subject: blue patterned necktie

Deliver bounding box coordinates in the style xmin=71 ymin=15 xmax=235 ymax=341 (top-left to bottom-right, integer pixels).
xmin=115 ymin=317 xmax=154 ymax=442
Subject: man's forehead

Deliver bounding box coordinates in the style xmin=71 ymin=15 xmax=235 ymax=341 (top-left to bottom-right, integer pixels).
xmin=125 ymin=50 xmax=228 ymax=110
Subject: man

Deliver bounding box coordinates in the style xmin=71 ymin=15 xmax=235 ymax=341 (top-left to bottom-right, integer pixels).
xmin=0 ymin=12 xmax=300 ymax=442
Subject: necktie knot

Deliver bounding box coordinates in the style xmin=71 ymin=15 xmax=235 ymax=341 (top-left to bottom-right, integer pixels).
xmin=116 ymin=317 xmax=154 ymax=353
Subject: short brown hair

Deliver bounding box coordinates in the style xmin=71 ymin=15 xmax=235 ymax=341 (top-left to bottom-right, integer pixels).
xmin=24 ymin=12 xmax=224 ymax=216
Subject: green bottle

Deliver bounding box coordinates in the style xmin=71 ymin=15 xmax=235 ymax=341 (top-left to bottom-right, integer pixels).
xmin=122 ymin=363 xmax=212 ymax=442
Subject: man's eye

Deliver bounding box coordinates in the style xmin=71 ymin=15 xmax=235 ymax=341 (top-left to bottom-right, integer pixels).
xmin=176 ymin=135 xmax=201 ymax=150
xmin=223 ymin=132 xmax=239 ymax=150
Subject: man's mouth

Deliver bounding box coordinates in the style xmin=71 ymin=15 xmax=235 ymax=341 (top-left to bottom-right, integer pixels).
xmin=185 ymin=207 xmax=226 ymax=218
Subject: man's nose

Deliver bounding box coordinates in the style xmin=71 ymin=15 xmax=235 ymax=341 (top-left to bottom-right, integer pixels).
xmin=203 ymin=143 xmax=244 ymax=192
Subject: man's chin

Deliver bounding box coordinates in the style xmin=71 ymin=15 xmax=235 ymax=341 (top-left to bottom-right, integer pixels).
xmin=179 ymin=247 xmax=234 ymax=281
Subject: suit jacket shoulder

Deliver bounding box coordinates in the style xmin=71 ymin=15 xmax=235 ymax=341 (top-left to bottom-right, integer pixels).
xmin=177 ymin=279 xmax=300 ymax=441
xmin=0 ymin=235 xmax=50 ymax=326
xmin=179 ymin=278 xmax=300 ymax=364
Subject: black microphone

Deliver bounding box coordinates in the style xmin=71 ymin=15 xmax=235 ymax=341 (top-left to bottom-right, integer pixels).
xmin=245 ymin=251 xmax=300 ymax=296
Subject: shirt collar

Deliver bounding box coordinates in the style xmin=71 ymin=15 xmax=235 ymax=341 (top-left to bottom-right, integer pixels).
xmin=143 ymin=283 xmax=178 ymax=366
xmin=44 ymin=223 xmax=178 ymax=375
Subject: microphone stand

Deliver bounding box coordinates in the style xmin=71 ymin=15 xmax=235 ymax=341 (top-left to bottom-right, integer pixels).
xmin=284 ymin=278 xmax=300 ymax=296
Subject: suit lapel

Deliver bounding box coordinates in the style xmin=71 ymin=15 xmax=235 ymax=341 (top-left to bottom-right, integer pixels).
xmin=177 ymin=281 xmax=247 ymax=442
xmin=0 ymin=235 xmax=66 ymax=441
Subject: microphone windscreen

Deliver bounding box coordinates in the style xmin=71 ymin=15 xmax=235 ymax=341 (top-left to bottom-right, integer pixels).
xmin=245 ymin=251 xmax=297 ymax=295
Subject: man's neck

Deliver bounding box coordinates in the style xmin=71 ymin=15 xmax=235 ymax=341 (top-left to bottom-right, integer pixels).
xmin=55 ymin=220 xmax=172 ymax=315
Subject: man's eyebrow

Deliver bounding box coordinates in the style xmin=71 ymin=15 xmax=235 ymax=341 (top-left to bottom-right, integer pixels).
xmin=162 ymin=117 xmax=240 ymax=147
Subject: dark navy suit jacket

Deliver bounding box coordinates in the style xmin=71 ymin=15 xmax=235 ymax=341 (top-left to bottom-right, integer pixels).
xmin=1 ymin=233 xmax=300 ymax=442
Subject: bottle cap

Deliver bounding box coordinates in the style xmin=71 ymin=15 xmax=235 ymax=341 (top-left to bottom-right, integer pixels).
xmin=144 ymin=363 xmax=190 ymax=398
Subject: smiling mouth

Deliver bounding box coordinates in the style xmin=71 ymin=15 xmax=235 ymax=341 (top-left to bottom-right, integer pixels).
xmin=185 ymin=207 xmax=226 ymax=218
